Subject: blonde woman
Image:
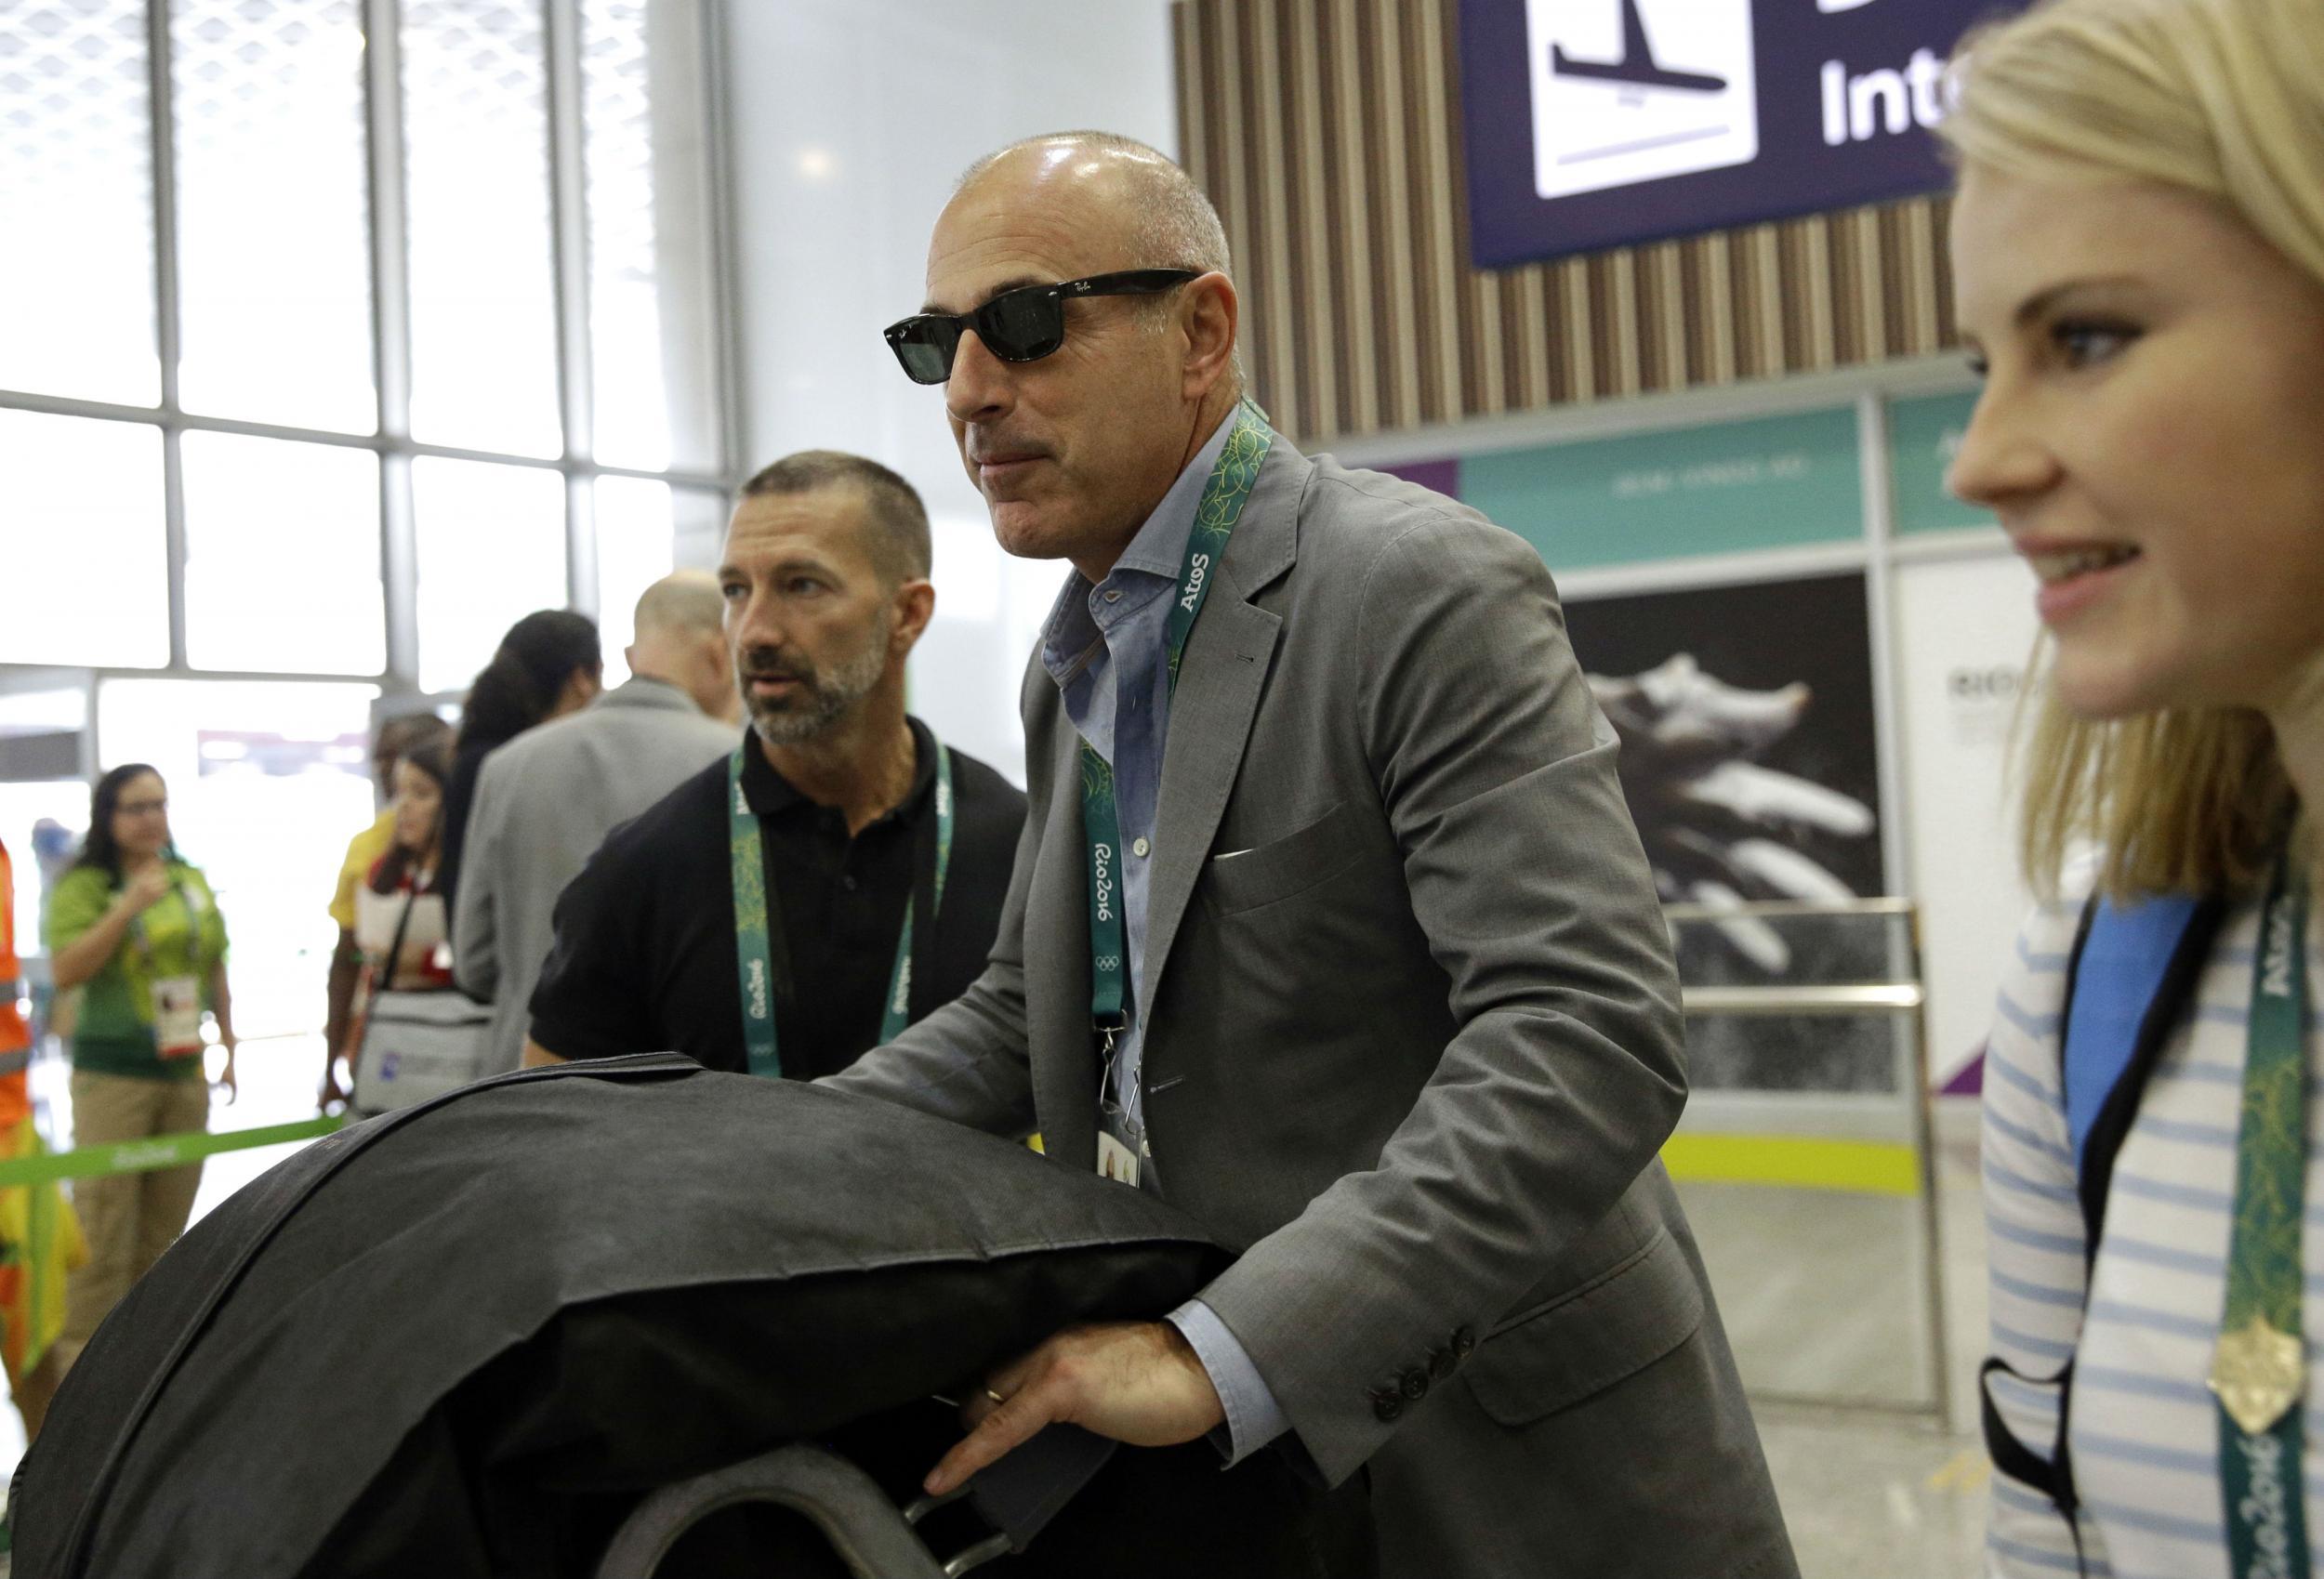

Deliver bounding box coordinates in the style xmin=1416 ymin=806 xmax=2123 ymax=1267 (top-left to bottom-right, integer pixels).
xmin=1944 ymin=0 xmax=2324 ymax=1573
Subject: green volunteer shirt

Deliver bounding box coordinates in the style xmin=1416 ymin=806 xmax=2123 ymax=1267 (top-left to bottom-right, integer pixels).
xmin=45 ymin=862 xmax=229 ymax=1081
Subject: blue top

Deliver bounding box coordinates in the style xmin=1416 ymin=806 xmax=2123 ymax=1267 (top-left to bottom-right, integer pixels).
xmin=1036 ymin=408 xmax=1291 ymax=1464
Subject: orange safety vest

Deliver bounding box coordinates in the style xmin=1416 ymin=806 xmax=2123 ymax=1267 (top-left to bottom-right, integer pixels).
xmin=0 ymin=838 xmax=33 ymax=1124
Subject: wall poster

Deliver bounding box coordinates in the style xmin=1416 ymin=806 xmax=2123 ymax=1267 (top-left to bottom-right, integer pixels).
xmin=1564 ymin=572 xmax=1890 ymax=1092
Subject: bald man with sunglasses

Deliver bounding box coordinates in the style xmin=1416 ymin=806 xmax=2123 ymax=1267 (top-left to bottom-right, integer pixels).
xmin=830 ymin=131 xmax=1795 ymax=1578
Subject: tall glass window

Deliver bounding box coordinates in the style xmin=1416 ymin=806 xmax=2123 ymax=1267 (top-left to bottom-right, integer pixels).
xmin=402 ymin=0 xmax=562 ymax=458
xmin=0 ymin=7 xmax=730 ymax=1402
xmin=592 ymin=475 xmax=675 ymax=685
xmin=413 ymin=458 xmax=568 ymax=694
xmin=171 ymin=0 xmax=375 ymax=431
xmin=0 ymin=0 xmax=727 ymax=697
xmin=0 ymin=410 xmax=168 ymax=667
xmin=0 ymin=0 xmax=158 ymax=404
xmin=583 ymin=0 xmax=719 ymax=473
xmin=181 ymin=433 xmax=384 ymax=676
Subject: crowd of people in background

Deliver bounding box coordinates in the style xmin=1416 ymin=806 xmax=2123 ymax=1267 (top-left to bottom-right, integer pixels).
xmin=0 ymin=477 xmax=1041 ymax=1449
xmin=453 ymin=571 xmax=739 ymax=1077
xmin=0 ymin=618 xmax=559 ymax=1422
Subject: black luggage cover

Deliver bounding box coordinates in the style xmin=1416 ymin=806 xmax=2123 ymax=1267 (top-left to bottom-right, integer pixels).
xmin=9 ymin=1055 xmax=1360 ymax=1578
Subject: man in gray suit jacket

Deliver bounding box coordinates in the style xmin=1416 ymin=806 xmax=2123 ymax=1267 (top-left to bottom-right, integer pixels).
xmin=453 ymin=572 xmax=738 ymax=1074
xmin=829 ymin=132 xmax=1796 ymax=1576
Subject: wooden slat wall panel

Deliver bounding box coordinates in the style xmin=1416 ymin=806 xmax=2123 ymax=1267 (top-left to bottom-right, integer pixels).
xmin=1174 ymin=0 xmax=1963 ymax=445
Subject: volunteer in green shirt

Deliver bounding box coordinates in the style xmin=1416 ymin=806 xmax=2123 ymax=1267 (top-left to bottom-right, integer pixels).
xmin=44 ymin=763 xmax=234 ymax=1365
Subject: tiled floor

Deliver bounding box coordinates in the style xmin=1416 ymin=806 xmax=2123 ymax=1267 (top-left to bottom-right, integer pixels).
xmin=1683 ymin=1101 xmax=1992 ymax=1579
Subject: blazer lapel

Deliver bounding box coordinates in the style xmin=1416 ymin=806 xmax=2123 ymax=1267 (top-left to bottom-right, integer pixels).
xmin=1139 ymin=441 xmax=1308 ymax=1022
xmin=1023 ymin=684 xmax=1103 ymax=1172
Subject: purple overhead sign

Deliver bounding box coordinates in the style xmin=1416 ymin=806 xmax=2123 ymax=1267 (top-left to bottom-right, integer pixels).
xmin=1459 ymin=0 xmax=2019 ymax=270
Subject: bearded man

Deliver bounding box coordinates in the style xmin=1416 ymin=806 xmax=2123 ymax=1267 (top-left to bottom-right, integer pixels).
xmin=522 ymin=451 xmax=1025 ymax=1079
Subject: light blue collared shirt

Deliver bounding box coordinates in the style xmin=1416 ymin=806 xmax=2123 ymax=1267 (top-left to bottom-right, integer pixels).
xmin=1036 ymin=407 xmax=1291 ymax=1466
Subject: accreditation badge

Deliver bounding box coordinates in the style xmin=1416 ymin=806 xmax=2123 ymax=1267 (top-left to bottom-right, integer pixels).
xmin=152 ymin=975 xmax=205 ymax=1059
xmin=1096 ymin=1130 xmax=1142 ymax=1189
xmin=2212 ymin=1312 xmax=2305 ymax=1436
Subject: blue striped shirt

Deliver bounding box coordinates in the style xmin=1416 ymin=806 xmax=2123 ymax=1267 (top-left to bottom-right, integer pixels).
xmin=1983 ymin=888 xmax=2324 ymax=1577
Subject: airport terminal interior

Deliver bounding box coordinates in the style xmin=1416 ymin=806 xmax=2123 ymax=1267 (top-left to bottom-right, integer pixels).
xmin=1 ymin=0 xmax=2274 ymax=1573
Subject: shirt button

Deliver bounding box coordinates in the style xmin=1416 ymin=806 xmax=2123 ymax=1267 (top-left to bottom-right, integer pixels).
xmin=1131 ymin=837 xmax=1150 ymax=858
xmin=1103 ymin=589 xmax=1123 ymax=603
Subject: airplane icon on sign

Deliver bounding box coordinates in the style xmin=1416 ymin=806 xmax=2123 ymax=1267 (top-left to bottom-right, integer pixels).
xmin=1550 ymin=0 xmax=1727 ymax=93
xmin=1524 ymin=0 xmax=1758 ymax=200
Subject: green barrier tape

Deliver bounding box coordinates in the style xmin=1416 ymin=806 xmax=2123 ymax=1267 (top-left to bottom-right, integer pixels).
xmin=0 ymin=1119 xmax=1915 ymax=1197
xmin=0 ymin=1115 xmax=344 ymax=1190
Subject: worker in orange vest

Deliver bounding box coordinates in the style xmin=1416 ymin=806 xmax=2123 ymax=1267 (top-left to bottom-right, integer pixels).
xmin=0 ymin=835 xmax=85 ymax=1435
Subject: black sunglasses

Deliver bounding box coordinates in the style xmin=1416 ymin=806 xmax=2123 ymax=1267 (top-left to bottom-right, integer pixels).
xmin=883 ymin=270 xmax=1199 ymax=385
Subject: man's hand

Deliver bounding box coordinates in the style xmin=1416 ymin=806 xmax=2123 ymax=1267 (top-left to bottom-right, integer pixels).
xmin=924 ymin=1321 xmax=1225 ymax=1497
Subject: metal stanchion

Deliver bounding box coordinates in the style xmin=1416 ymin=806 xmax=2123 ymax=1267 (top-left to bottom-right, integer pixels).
xmin=1664 ymin=898 xmax=1953 ymax=1429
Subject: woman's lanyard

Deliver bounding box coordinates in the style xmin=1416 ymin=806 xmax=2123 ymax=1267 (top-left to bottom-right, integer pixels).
xmin=727 ymin=736 xmax=953 ymax=1081
xmin=130 ymin=871 xmax=205 ymax=1058
xmin=2211 ymin=851 xmax=2312 ymax=1578
xmin=1080 ymin=399 xmax=1273 ymax=1062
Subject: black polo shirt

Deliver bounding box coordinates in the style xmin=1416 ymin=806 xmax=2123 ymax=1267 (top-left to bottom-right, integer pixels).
xmin=528 ymin=718 xmax=1025 ymax=1080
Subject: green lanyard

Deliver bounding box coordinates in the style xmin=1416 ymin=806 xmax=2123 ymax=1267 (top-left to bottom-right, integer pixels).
xmin=128 ymin=874 xmax=196 ymax=967
xmin=2212 ymin=852 xmax=2311 ymax=1579
xmin=728 ymin=736 xmax=953 ymax=1080
xmin=1080 ymin=399 xmax=1273 ymax=1043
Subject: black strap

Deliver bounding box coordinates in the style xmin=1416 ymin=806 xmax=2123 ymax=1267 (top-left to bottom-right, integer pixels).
xmin=2076 ymin=893 xmax=2225 ymax=1260
xmin=1976 ymin=891 xmax=2226 ymax=1574
xmin=905 ymin=786 xmax=942 ymax=1026
xmin=1981 ymin=1353 xmax=2074 ymax=1493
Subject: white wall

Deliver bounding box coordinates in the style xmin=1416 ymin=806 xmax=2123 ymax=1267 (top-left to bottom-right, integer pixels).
xmin=1891 ymin=549 xmax=2041 ymax=1089
xmin=718 ymin=0 xmax=1179 ymax=783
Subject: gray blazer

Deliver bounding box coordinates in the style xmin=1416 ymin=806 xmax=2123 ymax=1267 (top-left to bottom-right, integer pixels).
xmin=453 ymin=677 xmax=736 ymax=1075
xmin=826 ymin=441 xmax=1795 ymax=1576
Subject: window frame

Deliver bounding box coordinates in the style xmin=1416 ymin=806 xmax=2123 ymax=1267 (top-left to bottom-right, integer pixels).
xmin=0 ymin=0 xmax=740 ymax=694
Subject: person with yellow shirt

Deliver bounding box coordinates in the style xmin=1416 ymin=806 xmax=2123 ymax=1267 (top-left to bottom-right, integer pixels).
xmin=46 ymin=764 xmax=232 ymax=1364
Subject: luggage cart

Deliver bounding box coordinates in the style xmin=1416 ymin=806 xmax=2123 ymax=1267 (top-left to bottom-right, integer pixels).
xmin=597 ymin=1443 xmax=1011 ymax=1579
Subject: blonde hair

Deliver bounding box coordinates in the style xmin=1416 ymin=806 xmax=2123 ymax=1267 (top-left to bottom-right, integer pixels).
xmin=1940 ymin=0 xmax=2324 ymax=899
